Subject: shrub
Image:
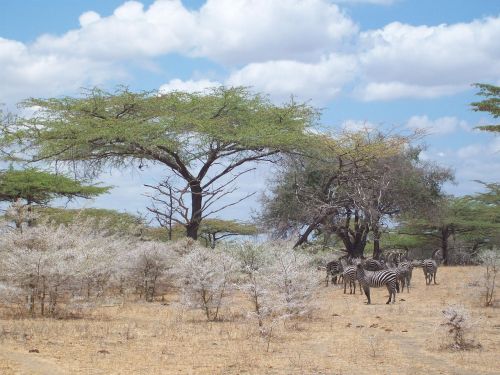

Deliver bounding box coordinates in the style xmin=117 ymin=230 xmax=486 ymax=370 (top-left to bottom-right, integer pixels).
xmin=439 ymin=305 xmax=480 ymax=350
xmin=0 ymin=220 xmax=133 ymax=317
xmin=478 ymin=249 xmax=499 ymax=307
xmin=176 ymin=246 xmax=239 ymax=321
xmin=234 ymin=243 xmax=320 ymax=331
xmin=125 ymin=242 xmax=178 ymax=301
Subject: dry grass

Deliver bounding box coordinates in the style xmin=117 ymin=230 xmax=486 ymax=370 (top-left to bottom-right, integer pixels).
xmin=0 ymin=266 xmax=498 ymax=375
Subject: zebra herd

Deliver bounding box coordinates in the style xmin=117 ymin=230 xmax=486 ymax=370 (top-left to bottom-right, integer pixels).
xmin=325 ymin=251 xmax=441 ymax=304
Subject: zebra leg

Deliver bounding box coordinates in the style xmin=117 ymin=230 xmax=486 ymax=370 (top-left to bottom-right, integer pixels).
xmin=344 ymin=280 xmax=347 ymax=294
xmin=363 ymin=286 xmax=371 ymax=304
xmin=359 ymin=281 xmax=363 ymax=295
xmin=352 ymin=281 xmax=355 ymax=294
xmin=433 ymin=271 xmax=437 ymax=284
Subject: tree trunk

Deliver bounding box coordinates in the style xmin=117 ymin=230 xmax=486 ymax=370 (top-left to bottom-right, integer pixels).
xmin=441 ymin=226 xmax=449 ymax=265
xmin=372 ymin=224 xmax=382 ymax=260
xmin=186 ymin=181 xmax=203 ymax=240
xmin=293 ymin=221 xmax=320 ymax=248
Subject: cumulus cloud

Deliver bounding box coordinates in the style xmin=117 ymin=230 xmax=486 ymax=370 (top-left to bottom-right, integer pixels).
xmin=1 ymin=0 xmax=500 ymax=105
xmin=0 ymin=37 xmax=125 ymax=105
xmin=226 ymin=54 xmax=357 ymax=102
xmin=33 ymin=0 xmax=357 ymax=65
xmin=356 ymin=18 xmax=500 ymax=100
xmin=406 ymin=115 xmax=469 ymax=135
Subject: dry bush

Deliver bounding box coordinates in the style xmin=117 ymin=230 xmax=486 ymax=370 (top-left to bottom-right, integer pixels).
xmin=478 ymin=249 xmax=499 ymax=307
xmin=233 ymin=242 xmax=320 ymax=337
xmin=176 ymin=246 xmax=239 ymax=321
xmin=439 ymin=305 xmax=481 ymax=351
xmin=124 ymin=242 xmax=178 ymax=301
xmin=0 ymin=219 xmax=177 ymax=317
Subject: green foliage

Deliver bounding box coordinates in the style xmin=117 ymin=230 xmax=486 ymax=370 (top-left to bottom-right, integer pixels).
xmin=0 ymin=167 xmax=109 ymax=204
xmin=471 ymin=83 xmax=500 ymax=133
xmin=33 ymin=207 xmax=143 ymax=235
xmin=7 ymin=86 xmax=317 ymax=171
xmin=2 ymin=86 xmax=318 ymax=239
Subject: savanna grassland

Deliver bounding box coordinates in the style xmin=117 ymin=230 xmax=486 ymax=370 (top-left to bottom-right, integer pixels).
xmin=0 ymin=266 xmax=498 ymax=375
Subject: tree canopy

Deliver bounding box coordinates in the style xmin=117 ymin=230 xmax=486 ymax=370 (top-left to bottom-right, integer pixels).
xmin=0 ymin=167 xmax=109 ymax=204
xmin=471 ymin=83 xmax=500 ymax=133
xmin=1 ymin=86 xmax=317 ymax=239
xmin=199 ymin=218 xmax=259 ymax=248
xmin=398 ymin=183 xmax=500 ymax=264
xmin=260 ymin=131 xmax=452 ymax=258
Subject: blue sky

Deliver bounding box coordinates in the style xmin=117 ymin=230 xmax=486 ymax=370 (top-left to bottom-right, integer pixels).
xmin=0 ymin=0 xmax=499 ymax=220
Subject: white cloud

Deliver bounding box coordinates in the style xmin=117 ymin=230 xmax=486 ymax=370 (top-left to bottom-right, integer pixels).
xmin=356 ymin=82 xmax=466 ymax=101
xmin=1 ymin=1 xmax=500 ymax=105
xmin=192 ymin=0 xmax=357 ymax=64
xmin=226 ymin=54 xmax=357 ymax=102
xmin=159 ymin=78 xmax=221 ymax=93
xmin=33 ymin=0 xmax=357 ymax=65
xmin=406 ymin=115 xmax=468 ymax=135
xmin=356 ymin=18 xmax=500 ymax=100
xmin=0 ymin=37 xmax=125 ymax=105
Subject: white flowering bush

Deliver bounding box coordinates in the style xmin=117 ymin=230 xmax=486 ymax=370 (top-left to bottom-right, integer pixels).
xmin=0 ymin=220 xmax=133 ymax=317
xmin=478 ymin=249 xmax=499 ymax=307
xmin=124 ymin=241 xmax=178 ymax=301
xmin=232 ymin=242 xmax=320 ymax=333
xmin=176 ymin=246 xmax=239 ymax=321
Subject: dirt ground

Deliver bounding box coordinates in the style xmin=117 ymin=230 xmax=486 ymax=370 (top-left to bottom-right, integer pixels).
xmin=0 ymin=266 xmax=498 ymax=375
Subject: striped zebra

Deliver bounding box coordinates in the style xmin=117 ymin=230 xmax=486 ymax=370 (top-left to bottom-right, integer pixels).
xmin=363 ymin=258 xmax=385 ymax=271
xmin=356 ymin=263 xmax=397 ymax=304
xmin=422 ymin=259 xmax=438 ymax=285
xmin=325 ymin=260 xmax=343 ymax=286
xmin=341 ymin=264 xmax=363 ymax=294
xmin=395 ymin=262 xmax=413 ymax=292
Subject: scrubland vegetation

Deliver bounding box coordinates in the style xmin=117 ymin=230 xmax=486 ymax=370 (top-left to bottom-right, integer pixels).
xmin=0 ymin=224 xmax=498 ymax=374
xmin=0 ymin=85 xmax=498 ymax=373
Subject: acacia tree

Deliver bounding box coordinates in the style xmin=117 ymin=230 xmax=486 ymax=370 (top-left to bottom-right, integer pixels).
xmin=261 ymin=131 xmax=395 ymax=255
xmin=471 ymin=83 xmax=499 ymax=133
xmin=399 ymin=183 xmax=500 ymax=264
xmin=199 ymin=219 xmax=258 ymax=248
xmin=1 ymin=87 xmax=316 ymax=239
xmin=261 ymin=132 xmax=451 ymax=258
xmin=0 ymin=167 xmax=109 ymax=229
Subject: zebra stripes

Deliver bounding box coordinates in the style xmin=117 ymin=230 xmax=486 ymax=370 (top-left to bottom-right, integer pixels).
xmin=342 ymin=265 xmax=362 ymax=295
xmin=356 ymin=263 xmax=397 ymax=304
xmin=423 ymin=259 xmax=438 ymax=285
xmin=325 ymin=260 xmax=342 ymax=286
xmin=363 ymin=259 xmax=385 ymax=271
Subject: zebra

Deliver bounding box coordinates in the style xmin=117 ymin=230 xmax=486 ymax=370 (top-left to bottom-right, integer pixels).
xmin=422 ymin=259 xmax=438 ymax=285
xmin=412 ymin=257 xmax=439 ymax=285
xmin=356 ymin=263 xmax=397 ymax=304
xmin=341 ymin=262 xmax=363 ymax=294
xmin=363 ymin=258 xmax=385 ymax=271
xmin=325 ymin=260 xmax=343 ymax=286
xmin=397 ymin=260 xmax=413 ymax=292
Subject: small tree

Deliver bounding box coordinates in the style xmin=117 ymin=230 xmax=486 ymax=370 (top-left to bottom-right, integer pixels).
xmin=0 ymin=167 xmax=109 ymax=229
xmin=199 ymin=219 xmax=258 ymax=248
xmin=176 ymin=246 xmax=238 ymax=321
xmin=126 ymin=242 xmax=177 ymax=301
xmin=478 ymin=249 xmax=499 ymax=307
